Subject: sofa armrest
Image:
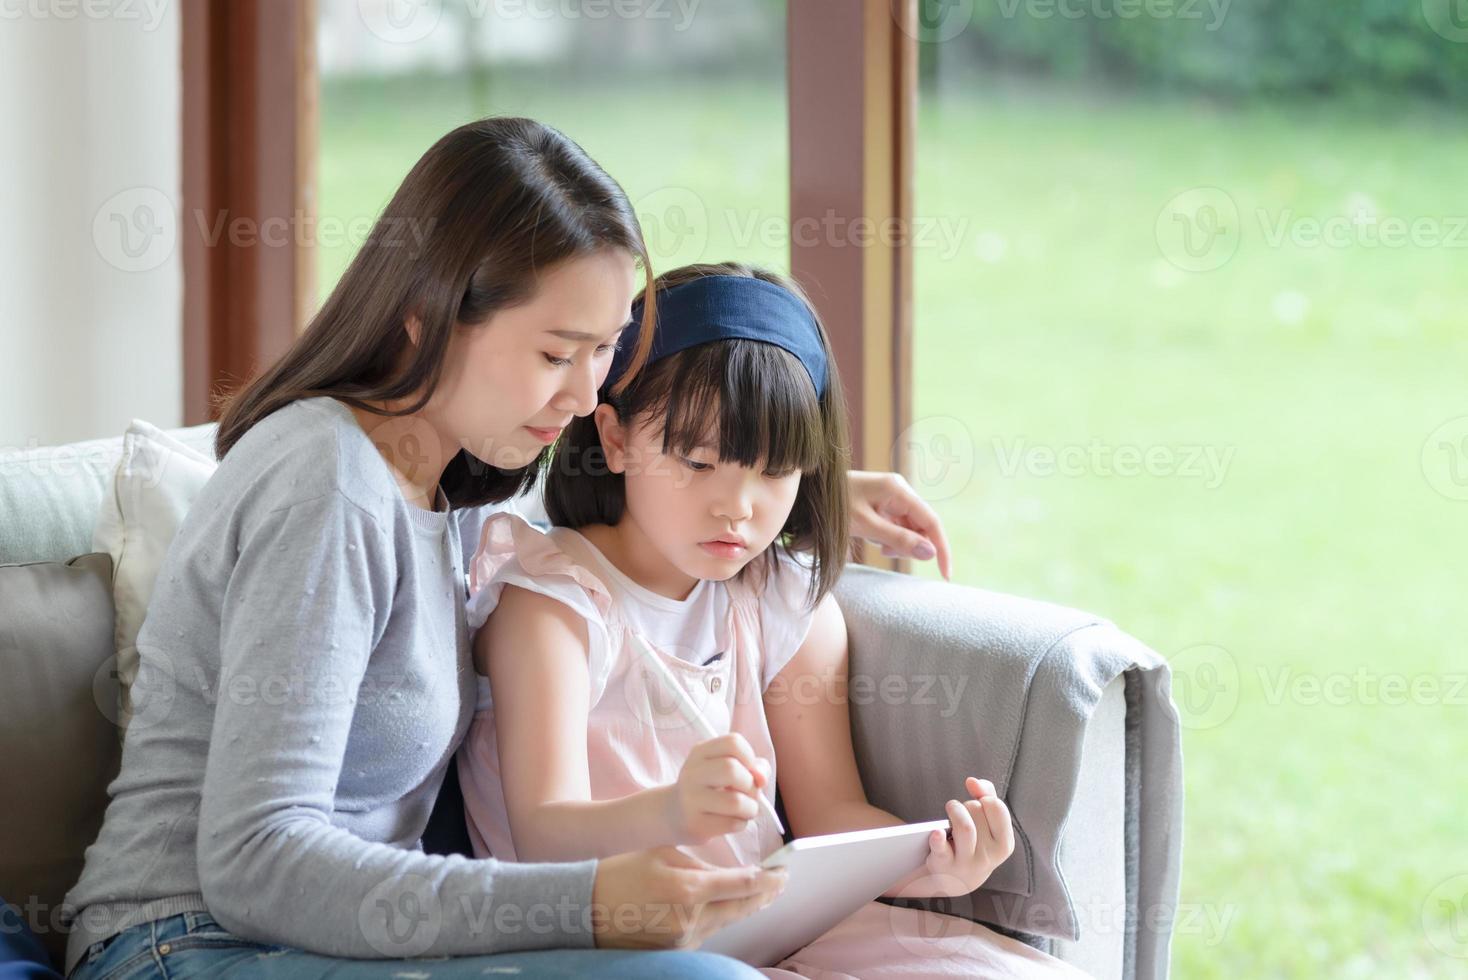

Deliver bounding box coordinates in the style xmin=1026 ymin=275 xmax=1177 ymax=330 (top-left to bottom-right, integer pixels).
xmin=833 ymin=564 xmax=1182 ymax=980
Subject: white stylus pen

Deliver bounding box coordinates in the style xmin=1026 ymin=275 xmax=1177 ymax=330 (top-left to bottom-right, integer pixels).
xmin=630 ymin=632 xmax=786 ymax=835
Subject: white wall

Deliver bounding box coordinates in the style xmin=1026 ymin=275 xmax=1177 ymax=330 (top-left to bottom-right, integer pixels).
xmin=0 ymin=0 xmax=182 ymax=450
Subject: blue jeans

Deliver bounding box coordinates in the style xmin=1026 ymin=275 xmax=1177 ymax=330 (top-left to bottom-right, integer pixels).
xmin=68 ymin=912 xmax=761 ymax=979
xmin=2 ymin=897 xmax=62 ymax=979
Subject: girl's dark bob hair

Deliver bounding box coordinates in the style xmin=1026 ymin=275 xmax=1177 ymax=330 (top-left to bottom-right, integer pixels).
xmin=543 ymin=262 xmax=852 ymax=607
xmin=213 ymin=116 xmax=657 ymax=508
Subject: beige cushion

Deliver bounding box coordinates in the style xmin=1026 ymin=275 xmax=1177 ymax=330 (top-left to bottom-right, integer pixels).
xmin=0 ymin=552 xmax=118 ymax=969
xmin=91 ymin=421 xmax=217 ymax=730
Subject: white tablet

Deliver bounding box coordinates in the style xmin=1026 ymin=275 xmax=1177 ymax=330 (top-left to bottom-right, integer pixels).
xmin=699 ymin=819 xmax=951 ymax=967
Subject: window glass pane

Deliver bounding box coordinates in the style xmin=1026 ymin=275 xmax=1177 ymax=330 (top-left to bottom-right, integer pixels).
xmin=912 ymin=6 xmax=1467 ymax=973
xmin=317 ymin=0 xmax=788 ymax=305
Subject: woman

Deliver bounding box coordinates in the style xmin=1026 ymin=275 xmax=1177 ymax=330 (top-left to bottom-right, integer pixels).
xmin=62 ymin=117 xmax=952 ymax=979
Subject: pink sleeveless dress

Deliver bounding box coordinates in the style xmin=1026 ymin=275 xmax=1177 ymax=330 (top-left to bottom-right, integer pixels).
xmin=457 ymin=512 xmax=1091 ymax=978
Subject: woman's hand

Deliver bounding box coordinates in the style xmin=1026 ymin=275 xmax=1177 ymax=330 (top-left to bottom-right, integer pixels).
xmin=591 ymin=846 xmax=787 ymax=950
xmin=912 ymin=777 xmax=1015 ymax=899
xmin=847 ymin=470 xmax=953 ymax=580
xmin=665 ymin=733 xmax=772 ymax=845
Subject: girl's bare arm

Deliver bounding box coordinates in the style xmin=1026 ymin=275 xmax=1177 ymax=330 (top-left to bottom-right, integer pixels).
xmin=477 ymin=585 xmax=678 ymax=861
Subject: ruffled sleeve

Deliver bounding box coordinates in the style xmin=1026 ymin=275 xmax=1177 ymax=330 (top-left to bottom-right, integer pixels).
xmin=467 ymin=512 xmax=619 ymax=707
xmin=755 ymin=548 xmax=821 ymax=691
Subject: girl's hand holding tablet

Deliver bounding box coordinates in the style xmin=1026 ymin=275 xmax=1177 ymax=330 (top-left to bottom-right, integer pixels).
xmin=905 ymin=776 xmax=1016 ymax=898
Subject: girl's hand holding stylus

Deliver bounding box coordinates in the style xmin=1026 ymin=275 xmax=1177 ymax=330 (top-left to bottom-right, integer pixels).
xmin=664 ymin=732 xmax=773 ymax=845
xmin=920 ymin=776 xmax=1016 ymax=898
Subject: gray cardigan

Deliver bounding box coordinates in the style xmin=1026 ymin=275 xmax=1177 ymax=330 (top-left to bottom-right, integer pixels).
xmin=62 ymin=397 xmax=597 ymax=972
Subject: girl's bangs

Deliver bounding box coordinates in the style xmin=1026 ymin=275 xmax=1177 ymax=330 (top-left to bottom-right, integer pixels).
xmin=645 ymin=341 xmax=826 ymax=476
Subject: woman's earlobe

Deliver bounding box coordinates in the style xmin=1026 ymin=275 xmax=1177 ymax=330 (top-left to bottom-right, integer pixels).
xmin=404 ymin=315 xmax=423 ymax=348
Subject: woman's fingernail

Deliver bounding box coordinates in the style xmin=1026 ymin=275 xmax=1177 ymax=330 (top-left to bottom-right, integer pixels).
xmin=915 ymin=541 xmax=936 ymax=559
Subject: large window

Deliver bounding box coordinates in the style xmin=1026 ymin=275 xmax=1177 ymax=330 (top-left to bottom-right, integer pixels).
xmin=177 ymin=10 xmax=1464 ymax=971
xmin=317 ymin=0 xmax=789 ymax=305
xmin=910 ymin=5 xmax=1468 ymax=975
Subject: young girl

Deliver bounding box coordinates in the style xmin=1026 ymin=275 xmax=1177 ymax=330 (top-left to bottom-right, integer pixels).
xmin=457 ymin=264 xmax=1088 ymax=977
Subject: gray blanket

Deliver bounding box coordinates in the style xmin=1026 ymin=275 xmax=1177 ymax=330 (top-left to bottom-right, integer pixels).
xmin=833 ymin=565 xmax=1184 ymax=980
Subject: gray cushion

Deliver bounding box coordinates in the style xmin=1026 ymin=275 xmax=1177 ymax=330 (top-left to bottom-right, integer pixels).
xmin=0 ymin=423 xmax=217 ymax=565
xmin=0 ymin=552 xmax=119 ymax=969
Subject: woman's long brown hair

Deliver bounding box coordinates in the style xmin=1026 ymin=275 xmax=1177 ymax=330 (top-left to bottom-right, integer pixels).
xmin=213 ymin=116 xmax=656 ymax=507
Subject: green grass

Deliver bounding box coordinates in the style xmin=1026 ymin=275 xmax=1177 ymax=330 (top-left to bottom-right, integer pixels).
xmin=321 ymin=72 xmax=1468 ymax=977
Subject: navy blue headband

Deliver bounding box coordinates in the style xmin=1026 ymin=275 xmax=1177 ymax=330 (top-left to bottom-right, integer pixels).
xmin=607 ymin=275 xmax=828 ymax=398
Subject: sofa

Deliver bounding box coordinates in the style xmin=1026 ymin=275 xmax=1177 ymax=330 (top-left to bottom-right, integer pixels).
xmin=0 ymin=420 xmax=1183 ymax=979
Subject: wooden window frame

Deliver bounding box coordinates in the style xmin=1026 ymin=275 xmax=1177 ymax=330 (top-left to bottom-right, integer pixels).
xmin=789 ymin=0 xmax=917 ymax=571
xmin=181 ymin=0 xmax=317 ymax=424
xmin=180 ymin=1 xmax=915 ymax=572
